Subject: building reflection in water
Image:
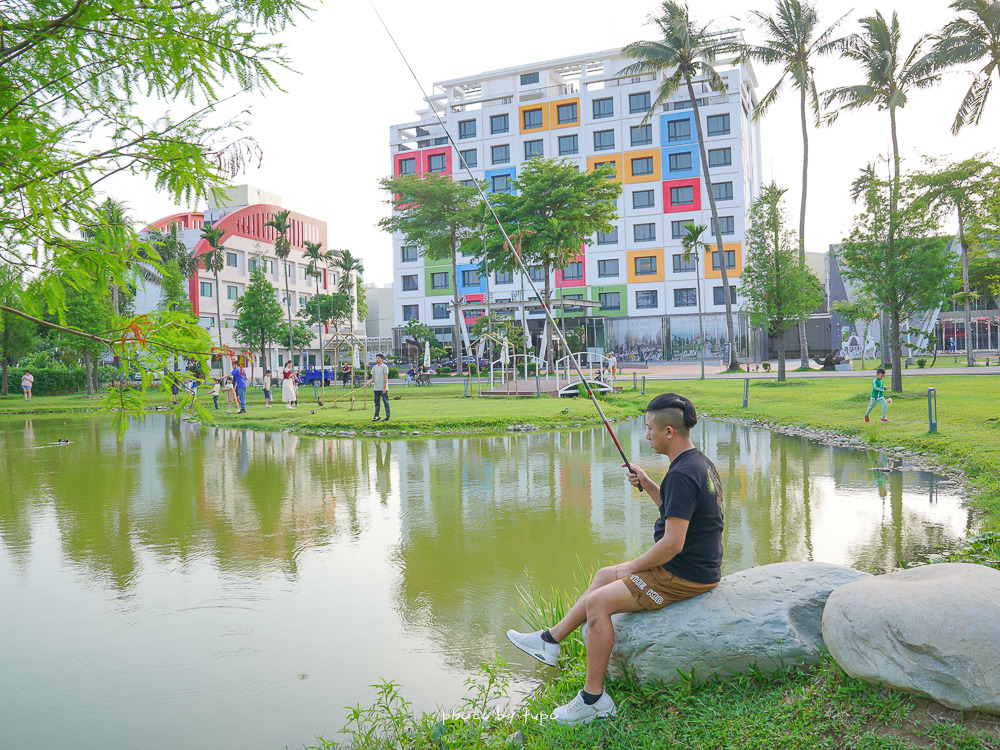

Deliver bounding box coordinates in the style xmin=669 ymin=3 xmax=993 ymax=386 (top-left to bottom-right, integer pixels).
xmin=0 ymin=412 xmax=976 ymax=747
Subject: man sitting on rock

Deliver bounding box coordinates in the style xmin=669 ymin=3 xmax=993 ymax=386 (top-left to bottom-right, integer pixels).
xmin=506 ymin=393 xmax=724 ymax=725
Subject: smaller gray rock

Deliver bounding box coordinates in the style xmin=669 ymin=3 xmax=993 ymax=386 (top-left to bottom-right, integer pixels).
xmin=823 ymin=563 xmax=1000 ymax=714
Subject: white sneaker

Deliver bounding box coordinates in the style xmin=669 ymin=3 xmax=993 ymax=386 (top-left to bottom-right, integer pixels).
xmin=551 ymin=690 xmax=617 ymax=726
xmin=506 ymin=629 xmax=559 ymax=667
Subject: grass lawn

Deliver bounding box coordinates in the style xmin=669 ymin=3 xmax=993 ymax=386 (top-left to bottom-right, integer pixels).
xmin=614 ymin=373 xmax=1000 ymax=530
xmin=850 ymin=356 xmax=999 ymax=370
xmin=5 ymin=377 xmax=1000 ymax=749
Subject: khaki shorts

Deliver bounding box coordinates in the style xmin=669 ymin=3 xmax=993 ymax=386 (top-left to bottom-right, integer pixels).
xmin=622 ymin=567 xmax=717 ymax=611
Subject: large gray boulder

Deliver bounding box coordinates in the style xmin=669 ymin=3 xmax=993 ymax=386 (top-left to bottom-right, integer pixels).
xmin=602 ymin=561 xmax=871 ymax=684
xmin=822 ymin=562 xmax=1000 ymax=714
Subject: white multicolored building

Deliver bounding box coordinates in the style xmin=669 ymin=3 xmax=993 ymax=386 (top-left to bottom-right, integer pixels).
xmin=388 ymin=36 xmax=763 ymax=362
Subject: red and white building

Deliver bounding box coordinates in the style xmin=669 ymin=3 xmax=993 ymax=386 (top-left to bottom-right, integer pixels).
xmin=139 ymin=185 xmax=362 ymax=372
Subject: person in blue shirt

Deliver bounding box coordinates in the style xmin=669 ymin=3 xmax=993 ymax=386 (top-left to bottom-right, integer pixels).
xmin=231 ymin=363 xmax=248 ymax=414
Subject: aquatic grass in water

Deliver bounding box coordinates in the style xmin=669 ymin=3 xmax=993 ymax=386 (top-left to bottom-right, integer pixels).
xmin=512 ymin=559 xmax=596 ymax=663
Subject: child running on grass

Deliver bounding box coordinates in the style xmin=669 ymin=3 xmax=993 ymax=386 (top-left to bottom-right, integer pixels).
xmin=263 ymin=370 xmax=273 ymax=408
xmin=864 ymin=367 xmax=889 ymax=423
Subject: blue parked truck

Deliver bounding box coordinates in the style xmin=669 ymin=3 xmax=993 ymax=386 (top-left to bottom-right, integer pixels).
xmin=295 ymin=367 xmax=338 ymax=386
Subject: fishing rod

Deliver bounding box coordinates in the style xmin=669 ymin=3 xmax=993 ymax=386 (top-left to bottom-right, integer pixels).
xmin=371 ymin=3 xmax=635 ymax=474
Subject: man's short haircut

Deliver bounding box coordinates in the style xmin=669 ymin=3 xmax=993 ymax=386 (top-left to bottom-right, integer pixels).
xmin=376 ymin=353 xmax=384 ymax=360
xmin=646 ymin=393 xmax=697 ymax=434
xmin=876 ymin=367 xmax=886 ymax=375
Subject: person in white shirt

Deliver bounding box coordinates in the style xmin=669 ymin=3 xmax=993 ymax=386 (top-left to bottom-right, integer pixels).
xmin=21 ymin=370 xmax=34 ymax=401
xmin=366 ymin=353 xmax=391 ymax=422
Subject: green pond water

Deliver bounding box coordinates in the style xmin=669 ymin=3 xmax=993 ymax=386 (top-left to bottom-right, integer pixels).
xmin=0 ymin=413 xmax=973 ymax=749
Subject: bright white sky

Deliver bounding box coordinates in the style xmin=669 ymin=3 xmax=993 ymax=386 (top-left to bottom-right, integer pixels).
xmin=104 ymin=0 xmax=995 ymax=286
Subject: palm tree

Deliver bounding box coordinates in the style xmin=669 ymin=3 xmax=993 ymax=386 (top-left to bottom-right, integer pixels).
xmin=332 ymin=249 xmax=364 ymax=331
xmin=931 ymin=0 xmax=1000 ymax=134
xmin=620 ymin=0 xmax=739 ymax=369
xmin=81 ymin=198 xmax=131 ymax=314
xmin=304 ymin=239 xmax=332 ymax=402
xmin=265 ymin=209 xmax=294 ymax=363
xmin=199 ymin=225 xmax=226 ymax=349
xmin=681 ymin=223 xmax=710 ymax=380
xmin=731 ymin=0 xmax=846 ymax=370
xmin=824 ymin=11 xmax=939 ymax=369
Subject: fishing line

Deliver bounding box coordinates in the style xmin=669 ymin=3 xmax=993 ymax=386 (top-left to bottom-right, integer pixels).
xmin=371 ymin=3 xmax=635 ymax=473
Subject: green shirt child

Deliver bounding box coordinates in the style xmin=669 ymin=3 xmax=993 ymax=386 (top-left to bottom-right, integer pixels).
xmin=870 ymin=377 xmax=885 ymax=399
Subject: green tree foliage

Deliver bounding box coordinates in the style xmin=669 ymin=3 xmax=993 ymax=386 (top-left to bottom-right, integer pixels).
xmin=402 ymin=318 xmax=446 ymax=360
xmin=54 ymin=283 xmax=113 ymax=395
xmin=233 ymin=266 xmax=285 ymax=372
xmin=931 ymin=0 xmax=1000 ymax=134
xmin=0 ymin=268 xmax=37 ymax=395
xmin=379 ymin=174 xmax=482 ymax=374
xmin=730 ymin=0 xmax=845 ymax=369
xmin=332 ymin=249 xmax=366 ymax=325
xmin=741 ymin=185 xmax=824 ymax=382
xmin=838 ymin=166 xmax=954 ymax=392
xmin=299 ymin=294 xmax=351 ymax=332
xmin=158 ymin=259 xmax=192 ymax=315
xmin=620 ymin=1 xmax=740 ymax=368
xmin=199 ymin=225 xmax=227 ymax=349
xmin=264 ymin=210 xmax=295 ymax=356
xmin=680 ymin=223 xmax=710 ymax=380
xmin=290 ymin=321 xmax=315 ymax=358
xmin=911 ymin=155 xmax=1000 ymax=366
xmin=969 ymin=249 xmax=1000 ymax=308
xmin=469 ymin=314 xmax=526 ymax=354
xmin=0 ymin=0 xmax=307 ymax=434
xmin=831 ymin=295 xmax=879 ymax=368
xmin=479 ymin=158 xmax=619 ymax=370
xmin=824 ymin=11 xmax=940 ymax=366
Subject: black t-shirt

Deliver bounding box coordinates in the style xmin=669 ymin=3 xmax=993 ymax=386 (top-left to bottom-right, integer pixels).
xmin=654 ymin=448 xmax=724 ymax=584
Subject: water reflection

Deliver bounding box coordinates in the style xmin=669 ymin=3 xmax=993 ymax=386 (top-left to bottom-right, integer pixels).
xmin=0 ymin=414 xmax=974 ymax=750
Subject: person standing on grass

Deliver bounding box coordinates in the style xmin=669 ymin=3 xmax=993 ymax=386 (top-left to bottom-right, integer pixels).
xmin=210 ymin=379 xmax=221 ymax=410
xmin=506 ymin=393 xmax=724 ymax=726
xmin=21 ymin=370 xmax=33 ymax=401
xmin=231 ymin=362 xmax=247 ymax=414
xmin=366 ymin=353 xmax=390 ymax=422
xmin=607 ymin=351 xmax=617 ymax=385
xmin=281 ymin=361 xmax=296 ymax=410
xmin=864 ymin=367 xmax=889 ymax=423
xmin=262 ymin=370 xmax=273 ymax=408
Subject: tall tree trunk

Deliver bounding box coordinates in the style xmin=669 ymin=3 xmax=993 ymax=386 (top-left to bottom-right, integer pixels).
xmin=884 ymin=106 xmax=901 ymax=370
xmin=890 ymin=309 xmax=903 ymax=393
xmin=84 ymin=351 xmax=94 ymax=395
xmin=91 ymin=354 xmax=99 ymax=393
xmin=958 ymin=206 xmax=973 ymax=367
xmin=316 ymin=275 xmax=325 ymax=403
xmin=688 ymin=79 xmax=738 ymax=369
xmin=696 ymin=256 xmax=705 ymax=380
xmin=214 ymin=271 xmax=223 ymax=349
xmin=450 ymin=235 xmax=464 ymax=376
xmin=1 ymin=317 xmax=8 ymax=396
xmin=284 ymin=265 xmax=293 ymax=365
xmin=777 ymin=329 xmax=787 ymax=383
xmin=798 ymin=85 xmax=811 ymax=369
xmin=774 ymin=205 xmax=786 ymax=384
xmin=544 ymin=266 xmax=555 ymax=375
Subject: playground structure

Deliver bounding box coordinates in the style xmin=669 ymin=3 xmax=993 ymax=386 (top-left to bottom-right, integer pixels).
xmin=554 ymin=351 xmax=614 ymax=397
xmin=320 ymin=333 xmax=368 ymax=408
xmin=470 ymin=332 xmax=513 ymax=396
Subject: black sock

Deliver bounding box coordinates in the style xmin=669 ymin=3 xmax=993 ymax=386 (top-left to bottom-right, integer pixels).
xmin=541 ymin=630 xmax=558 ymax=644
xmin=581 ymin=689 xmax=603 ymax=705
